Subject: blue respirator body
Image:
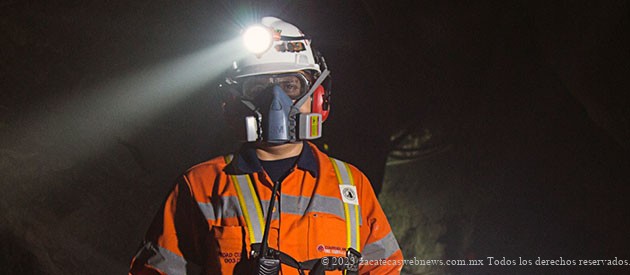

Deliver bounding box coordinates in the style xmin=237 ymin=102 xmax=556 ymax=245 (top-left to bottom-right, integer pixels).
xmin=244 ymin=85 xmax=322 ymax=144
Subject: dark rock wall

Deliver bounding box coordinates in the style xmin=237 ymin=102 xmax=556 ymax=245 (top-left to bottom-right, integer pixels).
xmin=376 ymin=1 xmax=630 ymax=274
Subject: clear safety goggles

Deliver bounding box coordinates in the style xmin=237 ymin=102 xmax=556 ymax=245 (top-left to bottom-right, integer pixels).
xmin=239 ymin=73 xmax=312 ymax=100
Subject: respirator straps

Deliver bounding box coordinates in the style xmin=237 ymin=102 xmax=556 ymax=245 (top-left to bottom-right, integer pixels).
xmin=290 ymin=69 xmax=330 ymax=117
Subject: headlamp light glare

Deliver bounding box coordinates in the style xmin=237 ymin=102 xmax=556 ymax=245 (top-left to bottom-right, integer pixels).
xmin=243 ymin=25 xmax=273 ymax=54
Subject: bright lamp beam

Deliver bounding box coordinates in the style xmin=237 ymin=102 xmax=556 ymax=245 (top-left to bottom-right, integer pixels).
xmin=9 ymin=37 xmax=247 ymax=166
xmin=243 ymin=25 xmax=273 ymax=54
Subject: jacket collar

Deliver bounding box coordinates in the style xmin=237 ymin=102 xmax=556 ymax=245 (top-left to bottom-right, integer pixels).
xmin=225 ymin=142 xmax=319 ymax=178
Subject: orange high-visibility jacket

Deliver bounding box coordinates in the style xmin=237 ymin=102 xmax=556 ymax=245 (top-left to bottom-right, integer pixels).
xmin=129 ymin=142 xmax=403 ymax=274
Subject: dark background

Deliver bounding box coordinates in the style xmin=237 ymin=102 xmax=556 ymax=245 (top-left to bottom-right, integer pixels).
xmin=1 ymin=1 xmax=629 ymax=274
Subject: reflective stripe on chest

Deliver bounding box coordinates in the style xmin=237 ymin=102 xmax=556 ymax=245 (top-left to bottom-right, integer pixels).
xmin=224 ymin=155 xmax=266 ymax=244
xmin=330 ymin=157 xmax=361 ymax=252
xmin=223 ymin=155 xmax=361 ymax=252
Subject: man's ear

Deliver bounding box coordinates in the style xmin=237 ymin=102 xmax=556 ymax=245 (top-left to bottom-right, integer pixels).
xmin=311 ymin=85 xmax=330 ymax=121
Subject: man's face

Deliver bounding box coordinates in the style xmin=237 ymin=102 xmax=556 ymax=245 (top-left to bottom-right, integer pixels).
xmin=299 ymin=95 xmax=312 ymax=113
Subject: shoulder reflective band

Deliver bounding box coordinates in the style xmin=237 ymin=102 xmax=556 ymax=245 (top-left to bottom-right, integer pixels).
xmin=330 ymin=158 xmax=361 ymax=252
xmin=225 ymin=155 xmax=266 ymax=244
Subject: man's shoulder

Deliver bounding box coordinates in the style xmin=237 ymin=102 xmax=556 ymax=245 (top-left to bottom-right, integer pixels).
xmin=306 ymin=142 xmax=360 ymax=170
xmin=183 ymin=154 xmax=230 ymax=179
xmin=309 ymin=145 xmax=368 ymax=184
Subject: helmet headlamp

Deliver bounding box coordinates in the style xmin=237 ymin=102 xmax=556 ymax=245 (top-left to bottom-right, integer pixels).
xmin=243 ymin=25 xmax=274 ymax=54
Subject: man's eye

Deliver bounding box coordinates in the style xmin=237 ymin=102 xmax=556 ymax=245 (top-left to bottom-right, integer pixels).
xmin=283 ymin=84 xmax=298 ymax=89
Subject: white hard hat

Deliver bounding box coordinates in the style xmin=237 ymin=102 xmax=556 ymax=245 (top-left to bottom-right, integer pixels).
xmin=231 ymin=17 xmax=321 ymax=78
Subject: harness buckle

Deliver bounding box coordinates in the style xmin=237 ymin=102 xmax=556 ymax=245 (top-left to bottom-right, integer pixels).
xmin=345 ymin=247 xmax=362 ymax=272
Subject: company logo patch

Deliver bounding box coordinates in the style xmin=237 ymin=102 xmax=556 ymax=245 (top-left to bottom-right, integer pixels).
xmin=317 ymin=244 xmax=347 ymax=255
xmin=339 ymin=185 xmax=359 ymax=205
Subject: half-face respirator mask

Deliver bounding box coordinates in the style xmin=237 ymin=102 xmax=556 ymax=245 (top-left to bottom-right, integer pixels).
xmin=235 ymin=70 xmax=330 ymax=144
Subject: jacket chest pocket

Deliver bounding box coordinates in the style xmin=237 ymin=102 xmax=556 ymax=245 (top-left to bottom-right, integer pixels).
xmin=308 ymin=213 xmax=348 ymax=259
xmin=207 ymin=225 xmax=250 ymax=274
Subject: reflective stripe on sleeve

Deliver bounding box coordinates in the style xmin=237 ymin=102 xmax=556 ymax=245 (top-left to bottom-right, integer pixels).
xmin=330 ymin=158 xmax=361 ymax=252
xmin=135 ymin=242 xmax=201 ymax=275
xmin=362 ymin=232 xmax=401 ymax=260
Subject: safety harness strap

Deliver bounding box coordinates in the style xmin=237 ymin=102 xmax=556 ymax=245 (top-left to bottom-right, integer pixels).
xmin=225 ymin=155 xmax=266 ymax=244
